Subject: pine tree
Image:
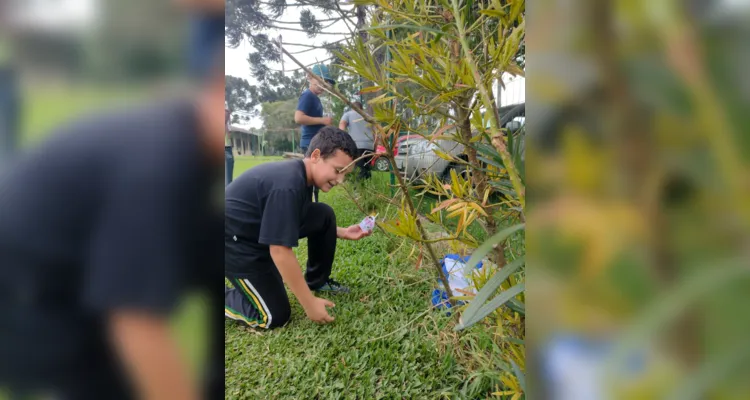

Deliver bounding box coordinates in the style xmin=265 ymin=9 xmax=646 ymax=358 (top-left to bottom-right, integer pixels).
xmin=226 ymin=0 xmax=367 ymax=83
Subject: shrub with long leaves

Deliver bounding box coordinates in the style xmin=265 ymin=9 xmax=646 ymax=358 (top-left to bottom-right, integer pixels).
xmin=281 ymin=0 xmax=526 ymax=396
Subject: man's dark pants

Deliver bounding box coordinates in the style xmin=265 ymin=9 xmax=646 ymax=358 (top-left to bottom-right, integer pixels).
xmin=0 ymin=67 xmax=20 ymax=160
xmin=355 ymin=148 xmax=373 ymax=180
xmin=225 ymin=202 xmax=337 ymax=329
xmin=225 ymin=145 xmax=234 ymax=186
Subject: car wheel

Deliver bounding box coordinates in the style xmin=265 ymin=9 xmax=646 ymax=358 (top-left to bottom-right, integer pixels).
xmin=374 ymin=157 xmax=390 ymax=172
xmin=442 ymin=164 xmax=470 ymax=183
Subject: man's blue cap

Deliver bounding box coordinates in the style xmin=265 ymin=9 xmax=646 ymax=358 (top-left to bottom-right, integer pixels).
xmin=311 ymin=64 xmax=335 ymax=86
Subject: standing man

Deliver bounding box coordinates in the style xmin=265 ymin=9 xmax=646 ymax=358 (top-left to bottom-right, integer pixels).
xmin=181 ymin=0 xmax=225 ymax=80
xmin=0 ymin=5 xmax=20 ymax=162
xmin=178 ymin=0 xmax=227 ymax=187
xmin=225 ymin=103 xmax=234 ymax=186
xmin=339 ymin=101 xmax=374 ymax=180
xmin=294 ymin=64 xmax=334 ymax=202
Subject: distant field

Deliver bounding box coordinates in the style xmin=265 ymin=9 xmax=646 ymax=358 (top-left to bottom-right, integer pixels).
xmin=232 ymin=155 xmax=284 ymax=174
xmin=21 ymin=85 xmax=145 ymax=145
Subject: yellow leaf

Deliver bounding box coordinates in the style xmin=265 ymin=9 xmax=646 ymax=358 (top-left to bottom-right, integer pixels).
xmin=380 ymin=220 xmax=405 ymax=237
xmin=430 ymin=124 xmax=457 ymax=139
xmin=446 ymin=202 xmax=465 ymax=212
xmin=450 ymin=169 xmax=463 ymax=196
xmin=482 ymin=188 xmax=491 ymax=206
xmin=427 ymin=212 xmax=442 ymax=224
xmin=464 ymin=211 xmax=477 ymax=229
xmin=368 ymin=93 xmax=396 ymax=105
xmin=469 ymin=202 xmax=488 ymax=217
xmin=510 ymin=0 xmax=525 ymax=21
xmin=359 ymin=86 xmax=384 ymax=94
xmin=446 ymin=209 xmax=463 ymax=219
xmin=432 ymin=198 xmax=459 ymax=213
xmin=433 ymin=149 xmax=454 ymax=161
xmin=479 ymin=9 xmax=505 ymax=18
xmin=456 ymin=215 xmax=465 ymax=235
xmin=505 ymin=63 xmax=525 ymax=77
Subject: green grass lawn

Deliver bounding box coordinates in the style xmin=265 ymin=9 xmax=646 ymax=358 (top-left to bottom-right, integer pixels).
xmin=20 ymin=85 xmax=145 ymax=146
xmin=225 ymin=158 xmax=506 ymax=399
xmin=234 ymin=155 xmax=283 ymax=171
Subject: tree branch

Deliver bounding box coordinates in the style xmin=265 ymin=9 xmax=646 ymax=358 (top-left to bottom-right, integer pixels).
xmin=333 ymin=1 xmax=359 ymax=36
xmin=268 ymin=17 xmax=341 ymax=24
xmin=287 ymin=46 xmax=322 ymax=55
xmin=280 ymin=38 xmax=349 ymax=48
xmin=259 ymin=1 xmax=354 ymax=14
xmin=266 ymin=24 xmax=351 ymax=35
xmin=273 ymin=18 xmax=345 ymax=31
xmin=269 ymin=56 xmax=336 ymax=73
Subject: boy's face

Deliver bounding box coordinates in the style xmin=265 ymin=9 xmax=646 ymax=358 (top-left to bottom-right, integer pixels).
xmin=308 ymin=75 xmax=325 ymax=95
xmin=309 ymin=149 xmax=354 ymax=192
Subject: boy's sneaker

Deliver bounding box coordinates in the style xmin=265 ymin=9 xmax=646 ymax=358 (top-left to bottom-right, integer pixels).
xmin=314 ymin=279 xmax=350 ymax=294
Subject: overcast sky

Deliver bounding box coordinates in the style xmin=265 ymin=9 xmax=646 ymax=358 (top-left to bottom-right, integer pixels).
xmin=225 ymin=3 xmax=525 ymax=128
xmin=225 ymin=4 xmax=353 ymax=128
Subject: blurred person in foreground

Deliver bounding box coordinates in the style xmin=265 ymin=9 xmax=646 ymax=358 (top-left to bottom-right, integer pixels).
xmin=225 ymin=104 xmax=234 ymax=185
xmin=225 ymin=127 xmax=372 ymax=329
xmin=339 ymin=101 xmax=374 ymax=180
xmin=0 ymin=52 xmax=225 ymax=400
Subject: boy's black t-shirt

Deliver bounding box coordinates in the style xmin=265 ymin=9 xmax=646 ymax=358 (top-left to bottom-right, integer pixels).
xmin=224 ymin=159 xmax=312 ymax=273
xmin=0 ymin=99 xmax=223 ymax=380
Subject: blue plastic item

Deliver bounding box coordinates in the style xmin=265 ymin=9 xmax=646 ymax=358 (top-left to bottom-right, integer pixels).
xmin=431 ymin=254 xmax=484 ymax=315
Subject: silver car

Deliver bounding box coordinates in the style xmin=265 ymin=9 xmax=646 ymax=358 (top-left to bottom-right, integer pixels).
xmin=395 ymin=114 xmax=526 ymax=182
xmin=392 ymin=103 xmax=526 ymax=181
xmin=393 ymin=137 xmax=426 ymax=171
xmin=399 ymin=138 xmax=465 ymax=181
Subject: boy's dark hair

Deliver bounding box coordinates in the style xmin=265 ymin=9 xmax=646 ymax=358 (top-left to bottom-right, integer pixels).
xmin=306 ymin=126 xmax=358 ymax=160
xmin=353 ymin=101 xmax=362 ymax=109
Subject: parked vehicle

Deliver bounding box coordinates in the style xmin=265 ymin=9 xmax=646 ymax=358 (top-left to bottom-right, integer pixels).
xmin=392 ymin=135 xmax=426 ymax=172
xmin=369 ymin=135 xmax=423 ymax=172
xmin=400 ymin=137 xmax=463 ymax=181
xmin=370 ymin=145 xmax=389 ymax=171
xmin=398 ymin=103 xmax=525 ymax=182
xmin=366 ymin=103 xmax=525 ymax=179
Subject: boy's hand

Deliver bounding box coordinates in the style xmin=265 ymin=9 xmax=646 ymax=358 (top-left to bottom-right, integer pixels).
xmin=109 ymin=311 xmax=199 ymax=400
xmin=338 ymin=225 xmax=372 ymax=241
xmin=320 ymin=116 xmax=333 ymax=126
xmin=303 ymin=296 xmax=336 ymax=324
